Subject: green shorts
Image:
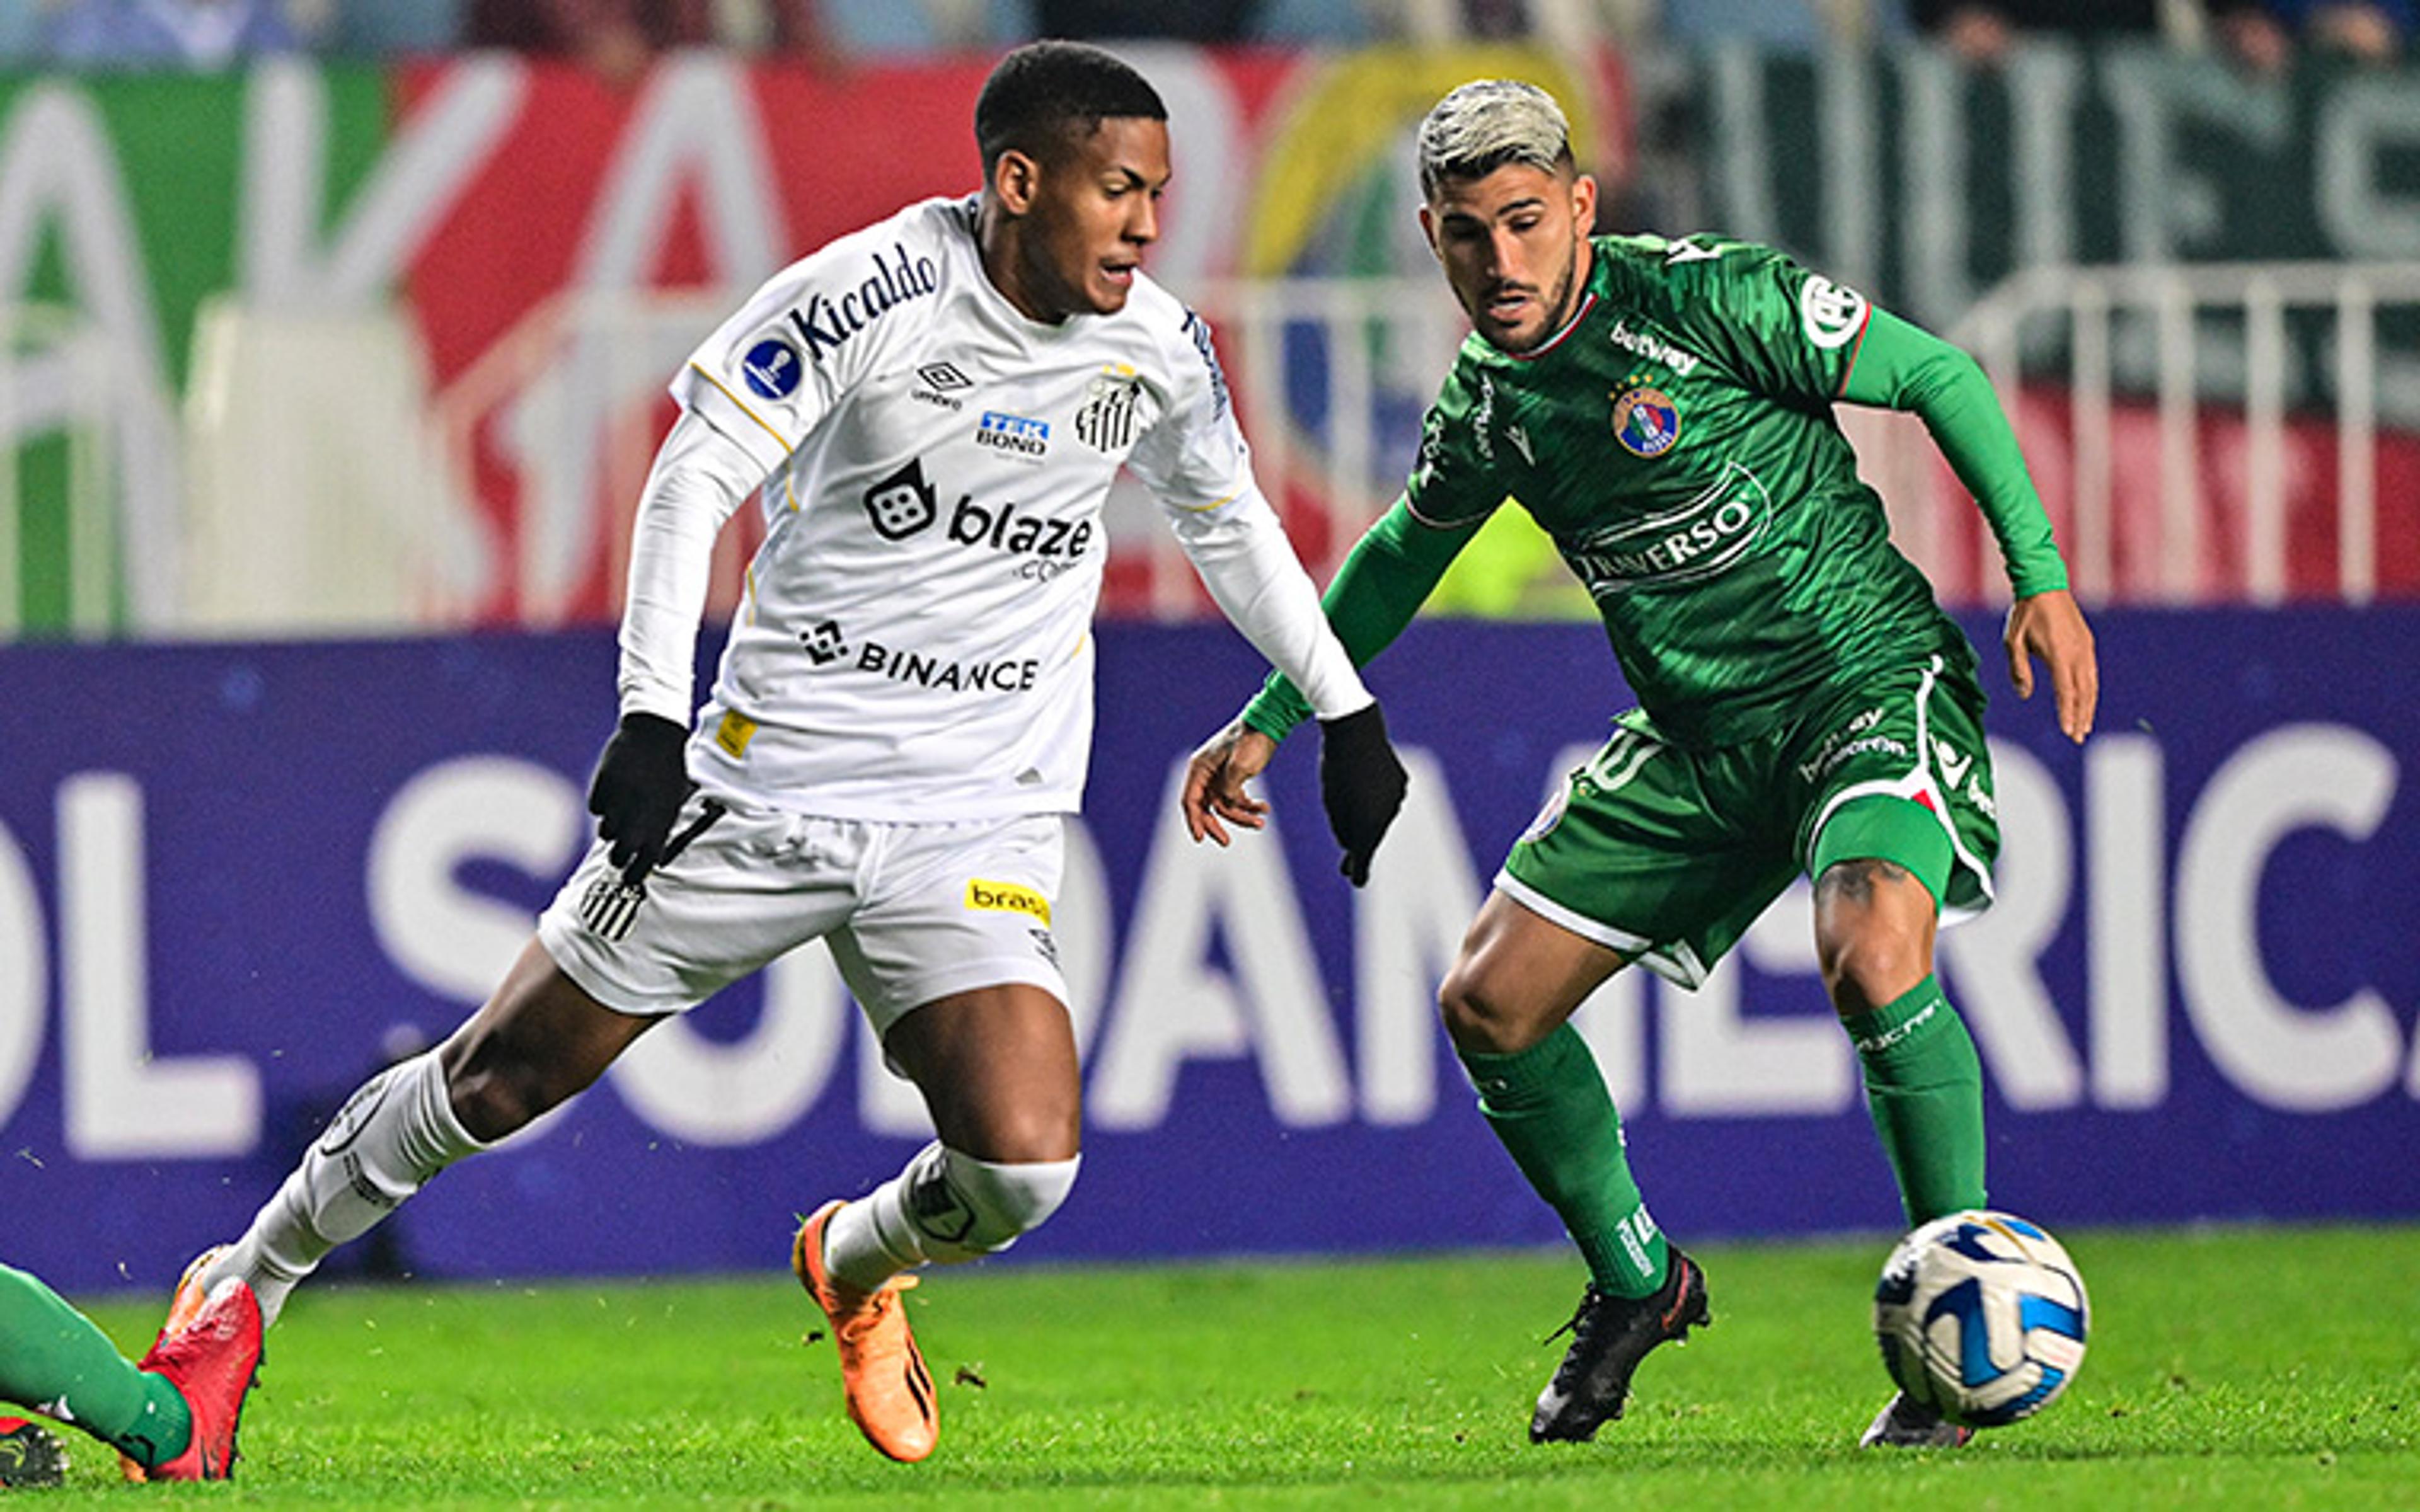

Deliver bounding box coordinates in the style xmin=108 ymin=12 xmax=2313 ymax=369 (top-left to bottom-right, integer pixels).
xmin=1498 ymin=655 xmax=2000 ymax=988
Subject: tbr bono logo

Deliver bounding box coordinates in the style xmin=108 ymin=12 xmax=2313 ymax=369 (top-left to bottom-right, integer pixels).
xmin=1564 ymin=461 xmax=1773 ymax=595
xmin=976 ymin=410 xmax=1051 ymax=460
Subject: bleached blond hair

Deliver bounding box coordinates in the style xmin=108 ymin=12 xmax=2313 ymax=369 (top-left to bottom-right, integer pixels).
xmin=1415 ymin=79 xmax=1574 ymax=200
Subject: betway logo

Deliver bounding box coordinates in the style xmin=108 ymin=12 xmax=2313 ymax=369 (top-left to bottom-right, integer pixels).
xmin=788 ymin=243 xmax=938 ymax=361
xmin=1565 ymin=463 xmax=1771 ymax=594
xmin=1610 ymin=316 xmax=1701 ymax=376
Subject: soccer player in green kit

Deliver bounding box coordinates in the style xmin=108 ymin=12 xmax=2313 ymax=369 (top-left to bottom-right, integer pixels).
xmin=1183 ymin=79 xmax=2099 ymax=1448
xmin=0 ymin=1261 xmax=261 ymax=1481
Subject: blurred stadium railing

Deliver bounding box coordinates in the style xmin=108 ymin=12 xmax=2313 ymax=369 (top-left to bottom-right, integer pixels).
xmin=1852 ymin=260 xmax=2420 ymax=608
xmin=4 ymin=39 xmax=2420 ymax=638
xmin=157 ymin=260 xmax=2420 ymax=631
xmin=0 ymin=301 xmax=173 ymax=639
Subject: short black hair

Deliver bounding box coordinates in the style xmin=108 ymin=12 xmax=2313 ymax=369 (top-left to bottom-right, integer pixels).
xmin=975 ymin=40 xmax=1167 ymax=173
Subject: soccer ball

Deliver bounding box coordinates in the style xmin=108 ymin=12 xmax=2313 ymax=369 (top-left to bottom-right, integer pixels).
xmin=1873 ymin=1208 xmax=2089 ymax=1429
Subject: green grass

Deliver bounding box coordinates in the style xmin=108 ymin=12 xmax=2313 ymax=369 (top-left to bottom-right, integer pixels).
xmin=38 ymin=1223 xmax=2420 ymax=1508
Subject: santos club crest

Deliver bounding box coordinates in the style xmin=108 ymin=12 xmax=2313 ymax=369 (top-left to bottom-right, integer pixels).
xmin=1076 ymin=365 xmax=1143 ymax=450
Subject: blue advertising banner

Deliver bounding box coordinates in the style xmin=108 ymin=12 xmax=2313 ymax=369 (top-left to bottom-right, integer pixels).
xmin=1 ymin=609 xmax=2414 ymax=1294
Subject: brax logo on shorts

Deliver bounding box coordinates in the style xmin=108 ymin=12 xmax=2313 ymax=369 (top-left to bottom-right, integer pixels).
xmin=965 ymin=878 xmax=1051 ymax=927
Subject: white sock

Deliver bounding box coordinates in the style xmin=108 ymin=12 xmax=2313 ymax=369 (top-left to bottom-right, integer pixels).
xmin=821 ymin=1142 xmax=1080 ymax=1295
xmin=202 ymin=1051 xmax=488 ymax=1326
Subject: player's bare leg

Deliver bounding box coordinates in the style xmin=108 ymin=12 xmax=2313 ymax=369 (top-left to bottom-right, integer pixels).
xmin=1812 ymin=856 xmax=1939 ymax=1019
xmin=797 ymin=984 xmax=1082 ymax=1462
xmin=439 ymin=941 xmax=662 ymax=1142
xmin=1438 ymin=893 xmax=1708 ymax=1443
xmin=1815 ymin=854 xmax=1985 ymax=1448
xmin=1438 ymin=890 xmax=1624 ymax=1057
xmin=195 ymin=941 xmax=657 ymax=1327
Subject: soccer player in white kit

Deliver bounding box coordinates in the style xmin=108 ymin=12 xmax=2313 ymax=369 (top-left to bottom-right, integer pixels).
xmin=144 ymin=41 xmax=1408 ymax=1469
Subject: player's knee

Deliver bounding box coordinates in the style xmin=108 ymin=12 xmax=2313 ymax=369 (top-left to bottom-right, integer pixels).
xmin=1438 ymin=966 xmax=1529 ymax=1055
xmin=1816 ymin=859 xmax=1937 ymax=1015
xmin=1817 ymin=921 xmax=1931 ymax=1016
xmin=906 ymin=1145 xmax=1081 ymax=1261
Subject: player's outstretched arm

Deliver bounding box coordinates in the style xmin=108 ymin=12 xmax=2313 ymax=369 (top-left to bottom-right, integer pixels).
xmin=1183 ymin=718 xmax=1277 ymax=846
xmin=601 ymin=409 xmax=761 ymax=880
xmin=2003 ymin=588 xmax=2098 ymax=744
xmin=1180 ymin=707 xmax=1407 ymax=886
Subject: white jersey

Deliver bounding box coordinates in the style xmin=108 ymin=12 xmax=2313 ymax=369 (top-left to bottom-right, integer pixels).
xmin=623 ymin=194 xmax=1364 ymax=822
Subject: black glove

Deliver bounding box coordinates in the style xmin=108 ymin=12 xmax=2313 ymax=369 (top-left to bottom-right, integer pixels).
xmin=587 ymin=712 xmax=695 ymax=882
xmin=1318 ymin=702 xmax=1409 ymax=888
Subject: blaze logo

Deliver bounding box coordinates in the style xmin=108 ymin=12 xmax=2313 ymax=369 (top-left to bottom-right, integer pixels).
xmin=863 ymin=459 xmax=939 ymax=540
xmin=965 ymin=879 xmax=1051 ymax=926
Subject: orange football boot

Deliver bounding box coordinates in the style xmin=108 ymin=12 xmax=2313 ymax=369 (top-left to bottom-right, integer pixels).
xmin=792 ymin=1200 xmax=938 ymax=1462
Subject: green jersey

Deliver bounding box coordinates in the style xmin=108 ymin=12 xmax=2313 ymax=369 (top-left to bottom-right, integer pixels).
xmin=1247 ymin=234 xmax=2067 ymax=750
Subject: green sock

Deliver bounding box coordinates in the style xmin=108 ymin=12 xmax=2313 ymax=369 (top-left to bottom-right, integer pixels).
xmin=1460 ymin=1024 xmax=1669 ymax=1298
xmin=1844 ymin=975 xmax=1988 ymax=1224
xmin=0 ymin=1264 xmax=192 ymax=1471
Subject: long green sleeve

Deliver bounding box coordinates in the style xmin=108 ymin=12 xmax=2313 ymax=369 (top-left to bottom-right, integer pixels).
xmin=1240 ymin=498 xmax=1482 ymax=740
xmin=1841 ymin=308 xmax=2069 ymax=597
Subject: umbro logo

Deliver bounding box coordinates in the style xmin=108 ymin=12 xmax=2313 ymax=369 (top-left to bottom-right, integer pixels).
xmin=912 ymin=360 xmax=972 ymax=411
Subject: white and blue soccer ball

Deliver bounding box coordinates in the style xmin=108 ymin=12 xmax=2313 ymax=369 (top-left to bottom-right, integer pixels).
xmin=1873 ymin=1208 xmax=2090 ymax=1429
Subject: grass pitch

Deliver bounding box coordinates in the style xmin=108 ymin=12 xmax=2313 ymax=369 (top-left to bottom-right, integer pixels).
xmin=42 ymin=1223 xmax=2420 ymax=1508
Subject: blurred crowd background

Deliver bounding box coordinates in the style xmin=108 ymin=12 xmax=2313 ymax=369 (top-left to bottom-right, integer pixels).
xmin=2 ymin=1 xmax=2411 ymax=80
xmin=2 ymin=1 xmax=2415 ymax=638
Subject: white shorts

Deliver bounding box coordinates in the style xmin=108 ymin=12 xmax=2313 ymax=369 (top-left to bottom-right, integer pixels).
xmin=535 ymin=797 xmax=1068 ymax=1039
